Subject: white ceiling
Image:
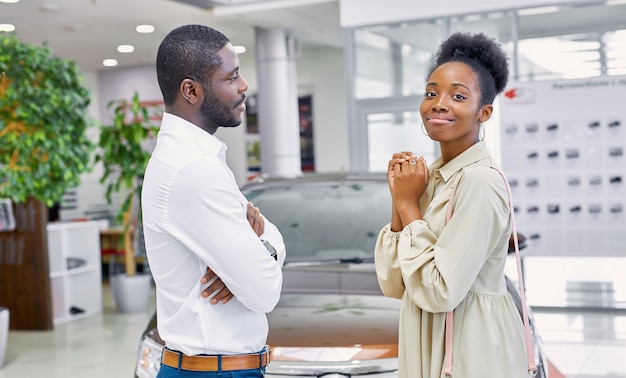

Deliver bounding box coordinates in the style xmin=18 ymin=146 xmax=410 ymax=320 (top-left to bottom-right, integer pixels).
xmin=0 ymin=0 xmax=342 ymax=72
xmin=3 ymin=0 xmax=625 ymax=78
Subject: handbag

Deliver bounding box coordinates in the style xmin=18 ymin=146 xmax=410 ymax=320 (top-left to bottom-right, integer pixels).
xmin=442 ymin=166 xmax=538 ymax=377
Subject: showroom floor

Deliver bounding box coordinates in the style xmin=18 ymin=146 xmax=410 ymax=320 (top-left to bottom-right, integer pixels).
xmin=1 ymin=285 xmax=626 ymax=378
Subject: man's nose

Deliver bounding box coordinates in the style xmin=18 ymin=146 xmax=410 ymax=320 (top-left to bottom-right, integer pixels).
xmin=239 ymin=75 xmax=249 ymax=93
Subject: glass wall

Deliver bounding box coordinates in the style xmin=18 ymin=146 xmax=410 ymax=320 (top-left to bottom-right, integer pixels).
xmin=366 ymin=109 xmax=436 ymax=171
xmin=347 ymin=0 xmax=626 ymax=173
xmin=345 ymin=1 xmax=626 ymax=311
xmin=353 ymin=22 xmax=440 ymax=99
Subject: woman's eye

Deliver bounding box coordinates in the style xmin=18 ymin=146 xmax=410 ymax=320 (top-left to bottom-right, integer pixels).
xmin=453 ymin=94 xmax=467 ymax=100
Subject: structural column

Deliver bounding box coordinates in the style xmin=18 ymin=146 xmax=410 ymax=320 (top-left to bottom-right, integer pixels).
xmin=254 ymin=27 xmax=301 ymax=177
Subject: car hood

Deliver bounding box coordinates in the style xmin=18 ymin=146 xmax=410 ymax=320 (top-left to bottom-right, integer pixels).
xmin=268 ymin=264 xmax=400 ymax=363
xmin=144 ymin=263 xmax=401 ymax=363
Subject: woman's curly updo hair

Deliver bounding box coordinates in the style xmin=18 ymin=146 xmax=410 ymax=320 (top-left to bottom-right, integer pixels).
xmin=430 ymin=32 xmax=509 ymax=107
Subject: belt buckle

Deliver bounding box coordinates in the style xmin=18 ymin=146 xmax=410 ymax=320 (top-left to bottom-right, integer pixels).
xmin=163 ymin=347 xmax=271 ymax=372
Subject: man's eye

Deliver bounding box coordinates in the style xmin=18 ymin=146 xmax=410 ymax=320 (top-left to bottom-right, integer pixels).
xmin=425 ymin=91 xmax=436 ymax=98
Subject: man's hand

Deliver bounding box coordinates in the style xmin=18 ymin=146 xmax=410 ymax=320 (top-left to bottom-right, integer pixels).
xmin=200 ymin=267 xmax=234 ymax=304
xmin=246 ymin=201 xmax=264 ymax=237
xmin=199 ymin=202 xmax=267 ymax=304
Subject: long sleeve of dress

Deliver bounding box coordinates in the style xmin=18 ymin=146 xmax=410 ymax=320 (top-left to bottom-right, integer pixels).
xmin=375 ymin=165 xmax=511 ymax=313
xmin=375 ymin=226 xmax=405 ymax=299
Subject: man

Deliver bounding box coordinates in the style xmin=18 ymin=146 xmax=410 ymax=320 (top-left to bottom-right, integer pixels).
xmin=142 ymin=24 xmax=286 ymax=378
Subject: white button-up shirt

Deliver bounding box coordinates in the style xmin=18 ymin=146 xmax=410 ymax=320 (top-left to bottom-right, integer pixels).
xmin=142 ymin=112 xmax=285 ymax=356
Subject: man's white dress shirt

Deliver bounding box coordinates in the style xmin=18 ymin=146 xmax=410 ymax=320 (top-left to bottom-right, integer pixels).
xmin=142 ymin=112 xmax=285 ymax=356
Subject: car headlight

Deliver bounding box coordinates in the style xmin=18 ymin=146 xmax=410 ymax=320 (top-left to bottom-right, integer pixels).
xmin=135 ymin=334 xmax=163 ymax=378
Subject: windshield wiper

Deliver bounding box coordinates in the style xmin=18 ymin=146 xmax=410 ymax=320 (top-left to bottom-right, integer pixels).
xmin=284 ymin=257 xmax=374 ymax=267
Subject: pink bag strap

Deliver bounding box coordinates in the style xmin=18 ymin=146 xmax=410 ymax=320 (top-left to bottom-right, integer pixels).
xmin=443 ymin=166 xmax=537 ymax=377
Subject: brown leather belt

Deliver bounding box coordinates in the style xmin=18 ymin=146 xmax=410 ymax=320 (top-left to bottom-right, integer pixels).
xmin=161 ymin=348 xmax=270 ymax=371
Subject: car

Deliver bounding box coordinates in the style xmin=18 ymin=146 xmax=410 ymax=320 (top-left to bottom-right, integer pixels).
xmin=134 ymin=172 xmax=560 ymax=378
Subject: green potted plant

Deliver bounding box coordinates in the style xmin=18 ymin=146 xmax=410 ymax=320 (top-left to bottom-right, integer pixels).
xmin=0 ymin=33 xmax=93 ymax=329
xmin=95 ymin=91 xmax=161 ymax=312
xmin=0 ymin=34 xmax=93 ymax=206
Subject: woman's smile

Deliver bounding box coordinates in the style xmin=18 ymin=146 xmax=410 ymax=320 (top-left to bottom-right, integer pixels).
xmin=426 ymin=115 xmax=454 ymax=125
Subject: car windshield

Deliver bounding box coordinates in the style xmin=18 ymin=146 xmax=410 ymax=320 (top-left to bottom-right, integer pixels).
xmin=243 ymin=179 xmax=391 ymax=264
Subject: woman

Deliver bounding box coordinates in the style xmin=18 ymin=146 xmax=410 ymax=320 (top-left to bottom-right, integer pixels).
xmin=375 ymin=32 xmax=529 ymax=377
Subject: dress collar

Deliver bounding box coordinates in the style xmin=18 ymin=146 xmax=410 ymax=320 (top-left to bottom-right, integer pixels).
xmin=431 ymin=141 xmax=491 ymax=183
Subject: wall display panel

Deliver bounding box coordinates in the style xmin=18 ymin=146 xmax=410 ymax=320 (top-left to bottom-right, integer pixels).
xmin=500 ymin=76 xmax=626 ymax=256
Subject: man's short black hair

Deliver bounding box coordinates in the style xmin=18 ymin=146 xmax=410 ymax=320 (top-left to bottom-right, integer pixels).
xmin=156 ymin=24 xmax=230 ymax=106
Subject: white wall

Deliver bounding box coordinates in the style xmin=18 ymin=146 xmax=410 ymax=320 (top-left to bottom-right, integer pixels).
xmin=59 ymin=71 xmax=111 ymax=221
xmin=297 ymin=45 xmax=349 ymax=173
xmin=235 ymin=43 xmax=349 ymax=174
xmin=97 ymin=66 xmax=162 ymax=124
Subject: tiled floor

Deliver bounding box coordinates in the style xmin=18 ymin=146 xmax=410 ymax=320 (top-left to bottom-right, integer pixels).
xmin=533 ymin=309 xmax=626 ymax=378
xmin=1 ymin=286 xmax=625 ymax=378
xmin=0 ymin=285 xmax=155 ymax=378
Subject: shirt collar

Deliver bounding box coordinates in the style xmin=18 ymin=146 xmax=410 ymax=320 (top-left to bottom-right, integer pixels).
xmin=432 ymin=141 xmax=491 ymax=182
xmin=160 ymin=112 xmax=228 ymax=160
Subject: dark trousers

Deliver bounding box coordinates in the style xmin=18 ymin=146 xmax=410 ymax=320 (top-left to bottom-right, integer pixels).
xmin=156 ymin=364 xmax=265 ymax=377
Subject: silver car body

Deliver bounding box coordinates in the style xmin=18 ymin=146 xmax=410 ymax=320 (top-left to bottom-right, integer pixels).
xmin=135 ymin=173 xmax=550 ymax=377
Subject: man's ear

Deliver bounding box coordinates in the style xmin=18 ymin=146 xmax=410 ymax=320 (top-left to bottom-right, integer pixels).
xmin=180 ymin=78 xmax=201 ymax=105
xmin=478 ymin=104 xmax=493 ymax=123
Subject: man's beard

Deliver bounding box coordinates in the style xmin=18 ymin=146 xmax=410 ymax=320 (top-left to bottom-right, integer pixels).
xmin=200 ymin=88 xmax=244 ymax=129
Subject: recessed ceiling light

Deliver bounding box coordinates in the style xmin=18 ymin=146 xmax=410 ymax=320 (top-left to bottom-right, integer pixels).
xmin=136 ymin=24 xmax=155 ymax=34
xmin=0 ymin=24 xmax=16 ymax=32
xmin=234 ymin=45 xmax=246 ymax=54
xmin=0 ymin=0 xmax=20 ymax=3
xmin=102 ymin=59 xmax=118 ymax=67
xmin=517 ymin=6 xmax=560 ymax=16
xmin=117 ymin=44 xmax=135 ymax=53
xmin=40 ymin=2 xmax=61 ymax=11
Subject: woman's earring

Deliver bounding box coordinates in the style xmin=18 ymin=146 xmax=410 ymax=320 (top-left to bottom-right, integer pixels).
xmin=479 ymin=122 xmax=485 ymax=141
xmin=420 ymin=121 xmax=429 ymax=137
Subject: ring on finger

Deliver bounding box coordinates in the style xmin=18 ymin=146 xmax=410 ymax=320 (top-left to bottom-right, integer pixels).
xmin=409 ymin=160 xmax=416 ymax=165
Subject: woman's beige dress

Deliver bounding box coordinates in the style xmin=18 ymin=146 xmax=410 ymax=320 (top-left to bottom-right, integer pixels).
xmin=375 ymin=141 xmax=529 ymax=378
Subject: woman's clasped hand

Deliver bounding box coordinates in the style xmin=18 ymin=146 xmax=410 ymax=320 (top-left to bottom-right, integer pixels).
xmin=387 ymin=152 xmax=429 ymax=211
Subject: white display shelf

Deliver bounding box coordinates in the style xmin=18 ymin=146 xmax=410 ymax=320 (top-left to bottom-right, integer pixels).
xmin=47 ymin=221 xmax=103 ymax=324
